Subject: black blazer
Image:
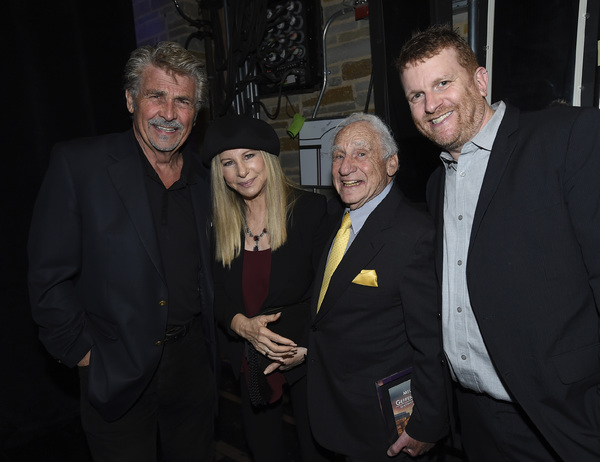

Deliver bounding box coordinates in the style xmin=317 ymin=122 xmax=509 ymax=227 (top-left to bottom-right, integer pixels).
xmin=28 ymin=130 xmax=216 ymax=421
xmin=427 ymin=104 xmax=600 ymax=460
xmin=213 ymin=188 xmax=328 ymax=383
xmin=307 ymin=183 xmax=448 ymax=459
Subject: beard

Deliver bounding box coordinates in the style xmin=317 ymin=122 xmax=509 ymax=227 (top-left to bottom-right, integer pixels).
xmin=415 ymin=87 xmax=488 ymax=153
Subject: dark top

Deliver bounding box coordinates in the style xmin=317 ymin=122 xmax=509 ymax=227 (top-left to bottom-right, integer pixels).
xmin=28 ymin=129 xmax=216 ymax=421
xmin=242 ymin=249 xmax=271 ymax=318
xmin=141 ymin=150 xmax=201 ymax=325
xmin=308 ymin=183 xmax=448 ymax=457
xmin=213 ymin=188 xmax=329 ymax=385
xmin=241 ymin=249 xmax=286 ymax=402
xmin=427 ymin=104 xmax=600 ymax=460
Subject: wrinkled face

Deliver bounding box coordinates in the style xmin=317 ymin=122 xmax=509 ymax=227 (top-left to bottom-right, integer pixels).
xmin=400 ymin=48 xmax=490 ymax=158
xmin=331 ymin=121 xmax=398 ymax=210
xmin=219 ymin=149 xmax=268 ymax=202
xmin=126 ymin=65 xmax=197 ymax=159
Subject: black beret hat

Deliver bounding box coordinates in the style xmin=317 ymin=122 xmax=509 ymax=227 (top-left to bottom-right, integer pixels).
xmin=201 ymin=115 xmax=280 ymax=167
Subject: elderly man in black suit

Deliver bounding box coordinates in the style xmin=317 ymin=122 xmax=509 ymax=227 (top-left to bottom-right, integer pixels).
xmin=307 ymin=112 xmax=448 ymax=461
xmin=28 ymin=42 xmax=216 ymax=461
xmin=396 ymin=24 xmax=600 ymax=461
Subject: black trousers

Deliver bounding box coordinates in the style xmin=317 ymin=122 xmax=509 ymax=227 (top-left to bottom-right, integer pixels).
xmin=79 ymin=320 xmax=216 ymax=462
xmin=240 ymin=373 xmax=334 ymax=462
xmin=454 ymin=385 xmax=561 ymax=462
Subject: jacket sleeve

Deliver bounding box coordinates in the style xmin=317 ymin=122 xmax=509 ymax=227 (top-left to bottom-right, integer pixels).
xmin=28 ymin=145 xmax=93 ymax=368
xmin=291 ymin=190 xmax=328 ymax=348
xmin=212 ymin=258 xmax=243 ymax=337
xmin=304 ymin=192 xmax=329 ymax=276
xmin=564 ymin=108 xmax=600 ymax=317
xmin=401 ymin=224 xmax=449 ymax=443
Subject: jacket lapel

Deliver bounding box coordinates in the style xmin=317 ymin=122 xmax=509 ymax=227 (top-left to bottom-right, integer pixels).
xmin=188 ymin=154 xmax=212 ymax=278
xmin=311 ymin=224 xmax=336 ymax=319
xmin=469 ymin=104 xmax=520 ymax=252
xmin=267 ymin=240 xmax=291 ymax=304
xmin=427 ymin=167 xmax=446 ymax=284
xmin=107 ymin=131 xmax=164 ymax=281
xmin=313 ymin=185 xmax=399 ymax=320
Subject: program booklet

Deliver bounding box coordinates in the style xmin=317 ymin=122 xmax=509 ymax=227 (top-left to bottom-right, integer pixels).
xmin=375 ymin=367 xmax=414 ymax=443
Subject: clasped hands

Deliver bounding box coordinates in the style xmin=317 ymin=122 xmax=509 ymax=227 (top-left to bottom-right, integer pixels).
xmin=230 ymin=312 xmax=307 ymax=374
xmin=231 ymin=313 xmax=435 ymax=458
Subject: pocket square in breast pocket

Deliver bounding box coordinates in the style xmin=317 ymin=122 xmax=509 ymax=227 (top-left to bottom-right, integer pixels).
xmin=352 ymin=269 xmax=378 ymax=287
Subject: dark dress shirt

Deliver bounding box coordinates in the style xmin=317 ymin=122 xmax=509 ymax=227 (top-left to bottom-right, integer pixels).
xmin=141 ymin=149 xmax=201 ymax=325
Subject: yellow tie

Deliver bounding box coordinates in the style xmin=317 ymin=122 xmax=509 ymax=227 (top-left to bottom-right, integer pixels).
xmin=317 ymin=212 xmax=351 ymax=311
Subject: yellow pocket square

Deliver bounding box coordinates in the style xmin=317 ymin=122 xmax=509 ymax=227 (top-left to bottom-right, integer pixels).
xmin=352 ymin=269 xmax=378 ymax=287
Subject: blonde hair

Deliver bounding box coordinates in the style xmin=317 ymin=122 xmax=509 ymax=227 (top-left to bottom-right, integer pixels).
xmin=211 ymin=151 xmax=296 ymax=267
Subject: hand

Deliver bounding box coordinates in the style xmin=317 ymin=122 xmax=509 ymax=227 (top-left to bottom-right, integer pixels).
xmin=263 ymin=347 xmax=307 ymax=374
xmin=230 ymin=313 xmax=297 ymax=359
xmin=387 ymin=431 xmax=434 ymax=458
xmin=77 ymin=350 xmax=91 ymax=367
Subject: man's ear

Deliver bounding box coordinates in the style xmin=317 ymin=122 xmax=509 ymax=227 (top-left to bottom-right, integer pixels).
xmin=125 ymin=90 xmax=135 ymax=114
xmin=474 ymin=67 xmax=489 ymax=98
xmin=386 ymin=153 xmax=399 ymax=177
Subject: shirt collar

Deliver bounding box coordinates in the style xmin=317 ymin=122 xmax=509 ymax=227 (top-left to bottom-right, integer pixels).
xmin=467 ymin=100 xmax=505 ymax=152
xmin=346 ymin=180 xmax=394 ymax=235
xmin=439 ymin=100 xmax=506 ymax=167
xmin=137 ymin=144 xmax=191 ymax=186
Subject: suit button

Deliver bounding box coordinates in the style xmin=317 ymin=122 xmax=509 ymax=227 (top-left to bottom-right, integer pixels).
xmin=437 ymin=312 xmax=441 ymax=319
xmin=155 ymin=340 xmax=163 ymax=346
xmin=311 ymin=324 xmax=317 ymax=332
xmin=159 ymin=300 xmax=167 ymax=307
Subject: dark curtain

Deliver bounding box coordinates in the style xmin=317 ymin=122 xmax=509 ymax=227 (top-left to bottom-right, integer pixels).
xmin=2 ymin=0 xmax=136 ymax=455
xmin=369 ymin=0 xmax=452 ymax=204
xmin=492 ymin=0 xmax=579 ymax=109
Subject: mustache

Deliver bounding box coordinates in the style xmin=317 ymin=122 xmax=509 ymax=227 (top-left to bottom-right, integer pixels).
xmin=148 ymin=117 xmax=184 ymax=130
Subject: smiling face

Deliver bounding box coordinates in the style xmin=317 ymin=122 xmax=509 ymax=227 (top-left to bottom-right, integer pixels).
xmin=219 ymin=148 xmax=268 ymax=202
xmin=126 ymin=64 xmax=197 ymax=160
xmin=400 ymin=47 xmax=492 ymax=159
xmin=331 ymin=121 xmax=398 ymax=210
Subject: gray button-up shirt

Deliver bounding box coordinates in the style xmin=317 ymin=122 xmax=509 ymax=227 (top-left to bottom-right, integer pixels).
xmin=441 ymin=101 xmax=512 ymax=401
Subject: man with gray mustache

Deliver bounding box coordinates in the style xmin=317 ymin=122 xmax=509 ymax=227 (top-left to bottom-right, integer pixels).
xmin=28 ymin=42 xmax=216 ymax=461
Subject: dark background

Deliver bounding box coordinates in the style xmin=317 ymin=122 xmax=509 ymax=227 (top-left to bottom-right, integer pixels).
xmin=369 ymin=0 xmax=452 ymax=204
xmin=2 ymin=0 xmax=136 ymax=455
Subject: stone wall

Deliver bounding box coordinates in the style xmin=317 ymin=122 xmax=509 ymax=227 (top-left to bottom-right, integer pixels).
xmin=132 ymin=0 xmax=204 ymax=51
xmin=269 ymin=0 xmax=372 ymax=181
xmin=131 ymin=0 xmax=373 ymax=182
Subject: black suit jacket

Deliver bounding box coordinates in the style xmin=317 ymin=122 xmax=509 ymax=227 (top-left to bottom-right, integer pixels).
xmin=427 ymin=104 xmax=600 ymax=460
xmin=213 ymin=188 xmax=328 ymax=384
xmin=28 ymin=130 xmax=216 ymax=421
xmin=307 ymin=183 xmax=448 ymax=459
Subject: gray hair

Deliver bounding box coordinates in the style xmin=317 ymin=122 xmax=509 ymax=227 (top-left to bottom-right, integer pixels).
xmin=332 ymin=112 xmax=398 ymax=160
xmin=123 ymin=41 xmax=208 ymax=112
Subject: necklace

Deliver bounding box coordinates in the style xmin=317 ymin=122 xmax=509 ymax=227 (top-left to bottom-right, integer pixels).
xmin=246 ymin=227 xmax=268 ymax=251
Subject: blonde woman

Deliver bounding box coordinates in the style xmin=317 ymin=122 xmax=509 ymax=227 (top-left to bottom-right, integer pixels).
xmin=202 ymin=115 xmax=332 ymax=462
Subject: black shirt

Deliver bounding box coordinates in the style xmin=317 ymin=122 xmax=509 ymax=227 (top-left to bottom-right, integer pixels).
xmin=140 ymin=147 xmax=201 ymax=326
